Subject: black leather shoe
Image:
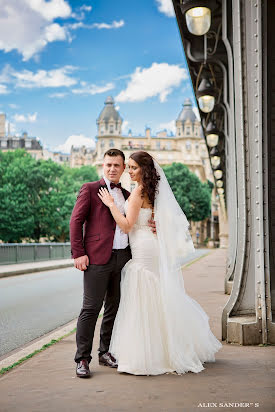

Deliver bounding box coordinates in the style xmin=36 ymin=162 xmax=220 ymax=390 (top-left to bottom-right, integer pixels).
xmin=76 ymin=359 xmax=91 ymax=378
xmin=98 ymin=352 xmax=118 ymax=368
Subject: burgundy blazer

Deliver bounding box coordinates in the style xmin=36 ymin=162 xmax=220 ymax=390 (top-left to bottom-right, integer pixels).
xmin=70 ymin=178 xmax=130 ymax=265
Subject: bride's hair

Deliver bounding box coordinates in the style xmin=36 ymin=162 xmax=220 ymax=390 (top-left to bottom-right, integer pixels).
xmin=129 ymin=151 xmax=160 ymax=206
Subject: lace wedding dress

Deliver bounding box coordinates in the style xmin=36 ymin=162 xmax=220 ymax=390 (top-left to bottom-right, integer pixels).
xmin=109 ymin=199 xmax=222 ymax=376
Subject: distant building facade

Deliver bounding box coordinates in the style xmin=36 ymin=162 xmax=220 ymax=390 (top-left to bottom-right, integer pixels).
xmin=70 ymin=146 xmax=95 ymax=168
xmin=0 ymin=113 xmax=70 ymax=165
xmin=93 ymin=96 xmax=213 ymax=189
xmin=0 ymin=113 xmax=43 ymax=161
xmin=43 ymin=149 xmax=70 ymax=164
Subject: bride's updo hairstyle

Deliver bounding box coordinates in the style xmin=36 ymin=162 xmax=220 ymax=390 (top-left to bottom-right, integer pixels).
xmin=129 ymin=151 xmax=160 ymax=206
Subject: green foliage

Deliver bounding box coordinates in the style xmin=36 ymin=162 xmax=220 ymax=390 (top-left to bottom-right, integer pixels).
xmin=0 ymin=150 xmax=99 ymax=243
xmin=163 ymin=162 xmax=212 ymax=222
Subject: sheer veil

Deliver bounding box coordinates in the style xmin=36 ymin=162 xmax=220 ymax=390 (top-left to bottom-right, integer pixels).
xmin=153 ymin=158 xmax=195 ymax=286
xmin=153 ymin=159 xmax=221 ymax=373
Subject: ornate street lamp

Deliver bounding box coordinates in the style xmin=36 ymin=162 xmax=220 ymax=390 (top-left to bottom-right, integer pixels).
xmin=180 ymin=1 xmax=216 ymax=36
xmin=196 ymin=77 xmax=216 ymax=113
xmin=206 ymin=120 xmax=219 ymax=147
xmin=185 ymin=7 xmax=211 ymax=35
xmin=211 ymin=155 xmax=221 ymax=168
xmin=209 ymin=145 xmax=221 ymax=167
xmin=214 ymin=169 xmax=223 ymax=179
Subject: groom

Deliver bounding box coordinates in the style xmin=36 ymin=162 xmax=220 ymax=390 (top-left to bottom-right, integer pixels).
xmin=70 ymin=148 xmax=155 ymax=378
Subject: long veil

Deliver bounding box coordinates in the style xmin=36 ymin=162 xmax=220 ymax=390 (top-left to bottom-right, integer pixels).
xmin=153 ymin=159 xmax=222 ymax=373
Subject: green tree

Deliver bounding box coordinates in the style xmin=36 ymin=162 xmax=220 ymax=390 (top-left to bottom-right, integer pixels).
xmin=0 ymin=150 xmax=99 ymax=243
xmin=0 ymin=150 xmax=37 ymax=242
xmin=40 ymin=165 xmax=99 ymax=242
xmin=163 ymin=162 xmax=212 ymax=222
xmin=66 ymin=165 xmax=99 ymax=183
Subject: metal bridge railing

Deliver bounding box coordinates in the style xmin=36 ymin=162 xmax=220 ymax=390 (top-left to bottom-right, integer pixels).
xmin=0 ymin=243 xmax=71 ymax=265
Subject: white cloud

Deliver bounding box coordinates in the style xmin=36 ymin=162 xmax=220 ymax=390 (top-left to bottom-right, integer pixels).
xmin=44 ymin=23 xmax=67 ymax=42
xmin=27 ymin=0 xmax=71 ymax=21
xmin=0 ymin=64 xmax=77 ymax=90
xmin=69 ymin=20 xmax=125 ymax=30
xmin=14 ymin=112 xmax=38 ymax=123
xmin=0 ymin=65 xmax=12 ymax=83
xmin=116 ymin=63 xmax=188 ymax=103
xmin=13 ymin=66 xmax=77 ymax=88
xmin=155 ymin=0 xmax=175 ymax=17
xmin=71 ymin=4 xmax=92 ymax=21
xmin=69 ymin=22 xmax=85 ymax=30
xmin=8 ymin=103 xmax=19 ymax=109
xmin=158 ymin=120 xmax=176 ymax=134
xmin=80 ymin=5 xmax=92 ymax=12
xmin=55 ymin=134 xmax=95 ymax=154
xmin=72 ymin=82 xmax=115 ymax=95
xmin=0 ymin=2 xmax=122 ymax=61
xmin=92 ymin=20 xmax=125 ymax=30
xmin=49 ymin=92 xmax=68 ymax=98
xmin=0 ymin=84 xmax=9 ymax=94
xmin=0 ymin=0 xmax=71 ymax=60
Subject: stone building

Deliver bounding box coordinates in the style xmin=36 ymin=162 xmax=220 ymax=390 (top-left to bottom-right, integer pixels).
xmin=0 ymin=113 xmax=43 ymax=160
xmin=70 ymin=146 xmax=95 ymax=168
xmin=43 ymin=149 xmax=70 ymax=164
xmin=93 ymin=96 xmax=212 ymax=184
xmin=0 ymin=113 xmax=70 ymax=165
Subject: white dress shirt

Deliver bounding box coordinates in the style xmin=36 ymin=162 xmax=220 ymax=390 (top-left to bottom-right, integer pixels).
xmin=103 ymin=176 xmax=129 ymax=250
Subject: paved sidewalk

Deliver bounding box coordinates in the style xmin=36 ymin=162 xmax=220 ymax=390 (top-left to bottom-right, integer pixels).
xmin=0 ymin=259 xmax=74 ymax=278
xmin=0 ymin=249 xmax=274 ymax=412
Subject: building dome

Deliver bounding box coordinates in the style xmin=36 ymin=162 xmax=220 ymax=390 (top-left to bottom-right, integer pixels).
xmin=176 ymin=98 xmax=197 ymax=124
xmin=97 ymin=96 xmax=122 ymax=123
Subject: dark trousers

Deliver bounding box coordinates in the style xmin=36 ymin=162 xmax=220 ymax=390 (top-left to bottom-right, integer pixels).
xmin=74 ymin=246 xmax=131 ymax=363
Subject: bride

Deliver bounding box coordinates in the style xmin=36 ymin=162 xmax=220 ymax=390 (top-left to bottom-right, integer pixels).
xmin=98 ymin=151 xmax=222 ymax=375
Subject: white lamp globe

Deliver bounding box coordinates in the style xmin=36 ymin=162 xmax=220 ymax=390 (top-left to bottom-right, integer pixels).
xmin=214 ymin=170 xmax=223 ymax=179
xmin=198 ymin=95 xmax=215 ymax=113
xmin=211 ymin=156 xmax=221 ymax=168
xmin=207 ymin=133 xmax=219 ymax=147
xmin=185 ymin=7 xmax=211 ymax=36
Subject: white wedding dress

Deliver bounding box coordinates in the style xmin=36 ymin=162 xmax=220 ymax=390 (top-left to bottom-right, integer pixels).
xmin=109 ymin=199 xmax=222 ymax=376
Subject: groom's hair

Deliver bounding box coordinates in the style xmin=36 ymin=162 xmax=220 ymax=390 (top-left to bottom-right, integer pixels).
xmin=104 ymin=148 xmax=125 ymax=163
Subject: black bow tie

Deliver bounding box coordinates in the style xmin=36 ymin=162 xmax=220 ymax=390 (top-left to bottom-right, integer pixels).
xmin=110 ymin=182 xmax=122 ymax=190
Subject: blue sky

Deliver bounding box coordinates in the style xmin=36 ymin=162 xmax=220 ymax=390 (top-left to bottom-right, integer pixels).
xmin=0 ymin=0 xmax=197 ymax=153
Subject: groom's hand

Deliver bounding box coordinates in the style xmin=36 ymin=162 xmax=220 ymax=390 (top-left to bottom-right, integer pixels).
xmin=74 ymin=255 xmax=89 ymax=271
